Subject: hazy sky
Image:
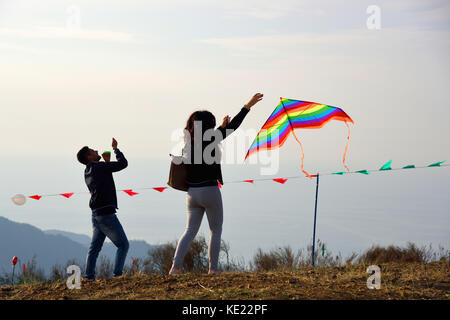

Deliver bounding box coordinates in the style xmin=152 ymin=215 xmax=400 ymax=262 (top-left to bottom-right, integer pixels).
xmin=1 ymin=0 xmax=449 ymax=263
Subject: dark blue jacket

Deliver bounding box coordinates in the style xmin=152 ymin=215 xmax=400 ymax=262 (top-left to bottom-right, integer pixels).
xmin=84 ymin=148 xmax=128 ymax=215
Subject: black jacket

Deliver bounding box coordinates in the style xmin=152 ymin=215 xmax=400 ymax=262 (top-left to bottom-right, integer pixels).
xmin=84 ymin=148 xmax=128 ymax=215
xmin=186 ymin=107 xmax=249 ymax=186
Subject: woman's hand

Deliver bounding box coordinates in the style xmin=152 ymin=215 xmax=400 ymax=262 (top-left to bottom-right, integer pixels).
xmin=220 ymin=115 xmax=230 ymax=128
xmin=245 ymin=93 xmax=263 ymax=110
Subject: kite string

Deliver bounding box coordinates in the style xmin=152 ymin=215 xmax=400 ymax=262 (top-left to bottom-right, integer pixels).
xmin=343 ymin=121 xmax=351 ymax=172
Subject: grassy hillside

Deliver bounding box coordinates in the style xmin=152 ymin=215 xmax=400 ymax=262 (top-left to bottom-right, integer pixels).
xmin=1 ymin=261 xmax=448 ymax=300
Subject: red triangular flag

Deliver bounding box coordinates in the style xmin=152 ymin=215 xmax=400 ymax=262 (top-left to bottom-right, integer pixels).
xmin=153 ymin=187 xmax=167 ymax=193
xmin=244 ymin=180 xmax=254 ymax=184
xmin=273 ymin=178 xmax=288 ymax=184
xmin=61 ymin=193 xmax=74 ymax=198
xmin=123 ymin=189 xmax=139 ymax=196
xmin=23 ymin=264 xmax=26 ymax=272
xmin=29 ymin=195 xmax=42 ymax=200
xmin=131 ymin=257 xmax=135 ymax=265
xmin=218 ymin=182 xmax=222 ymax=189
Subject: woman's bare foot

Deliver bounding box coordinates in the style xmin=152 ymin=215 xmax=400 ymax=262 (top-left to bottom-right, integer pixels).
xmin=169 ymin=266 xmax=182 ymax=275
xmin=208 ymin=269 xmax=222 ymax=275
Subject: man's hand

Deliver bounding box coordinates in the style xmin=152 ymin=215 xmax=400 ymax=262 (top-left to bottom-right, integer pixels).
xmin=245 ymin=93 xmax=263 ymax=110
xmin=112 ymin=138 xmax=118 ymax=150
xmin=102 ymin=152 xmax=111 ymax=162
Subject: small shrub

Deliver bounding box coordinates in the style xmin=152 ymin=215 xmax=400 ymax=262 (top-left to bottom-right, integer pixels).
xmin=145 ymin=241 xmax=177 ymax=274
xmin=358 ymin=242 xmax=426 ymax=264
xmin=50 ymin=259 xmax=81 ymax=281
xmin=143 ymin=236 xmax=242 ymax=274
xmin=19 ymin=255 xmax=46 ymax=284
xmin=250 ymin=246 xmax=302 ymax=271
xmin=250 ymin=240 xmax=342 ymax=271
xmin=124 ymin=257 xmax=144 ymax=276
xmin=96 ymin=256 xmax=114 ymax=279
xmin=220 ymin=240 xmax=246 ymax=272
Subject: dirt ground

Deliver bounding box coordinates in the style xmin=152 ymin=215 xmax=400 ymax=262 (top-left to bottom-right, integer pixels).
xmin=0 ymin=262 xmax=448 ymax=300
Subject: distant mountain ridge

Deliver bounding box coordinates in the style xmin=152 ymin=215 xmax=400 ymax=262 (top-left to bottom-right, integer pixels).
xmin=0 ymin=216 xmax=156 ymax=276
xmin=44 ymin=229 xmax=91 ymax=246
xmin=42 ymin=229 xmax=155 ymax=263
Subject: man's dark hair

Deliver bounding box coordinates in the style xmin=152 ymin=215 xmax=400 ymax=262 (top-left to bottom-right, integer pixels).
xmin=77 ymin=146 xmax=90 ymax=165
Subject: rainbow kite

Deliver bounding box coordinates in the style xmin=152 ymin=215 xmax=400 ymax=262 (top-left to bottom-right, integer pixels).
xmin=245 ymin=98 xmax=354 ymax=178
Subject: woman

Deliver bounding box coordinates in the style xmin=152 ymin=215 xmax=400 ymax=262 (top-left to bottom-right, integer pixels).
xmin=169 ymin=93 xmax=263 ymax=274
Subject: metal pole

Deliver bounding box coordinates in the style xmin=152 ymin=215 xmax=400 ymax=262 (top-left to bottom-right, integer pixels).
xmin=11 ymin=265 xmax=15 ymax=285
xmin=311 ymin=173 xmax=319 ymax=266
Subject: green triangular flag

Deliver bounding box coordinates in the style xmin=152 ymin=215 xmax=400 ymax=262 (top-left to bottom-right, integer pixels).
xmin=356 ymin=170 xmax=370 ymax=175
xmin=380 ymin=160 xmax=392 ymax=171
xmin=332 ymin=171 xmax=346 ymax=175
xmin=403 ymin=165 xmax=415 ymax=169
xmin=428 ymin=161 xmax=446 ymax=167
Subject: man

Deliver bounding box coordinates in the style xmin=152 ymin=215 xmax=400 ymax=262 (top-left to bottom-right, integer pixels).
xmin=76 ymin=137 xmax=129 ymax=280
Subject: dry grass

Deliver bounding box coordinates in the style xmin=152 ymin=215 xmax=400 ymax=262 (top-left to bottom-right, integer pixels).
xmin=357 ymin=243 xmax=446 ymax=264
xmin=1 ymin=261 xmax=448 ymax=300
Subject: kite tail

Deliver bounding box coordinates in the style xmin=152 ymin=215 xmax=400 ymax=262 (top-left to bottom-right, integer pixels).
xmin=343 ymin=121 xmax=351 ymax=172
xmin=291 ymin=129 xmax=313 ymax=179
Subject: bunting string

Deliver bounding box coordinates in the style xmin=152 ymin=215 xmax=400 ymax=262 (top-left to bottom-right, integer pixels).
xmin=15 ymin=160 xmax=448 ymax=203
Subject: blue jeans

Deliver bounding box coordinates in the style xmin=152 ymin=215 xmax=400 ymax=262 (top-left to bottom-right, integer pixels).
xmin=85 ymin=213 xmax=129 ymax=279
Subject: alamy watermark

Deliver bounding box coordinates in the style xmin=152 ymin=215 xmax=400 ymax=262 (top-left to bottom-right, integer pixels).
xmin=366 ymin=265 xmax=381 ymax=289
xmin=170 ymin=121 xmax=280 ymax=176
xmin=66 ymin=5 xmax=81 ymax=30
xmin=367 ymin=5 xmax=381 ymax=30
xmin=66 ymin=264 xmax=81 ymax=290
